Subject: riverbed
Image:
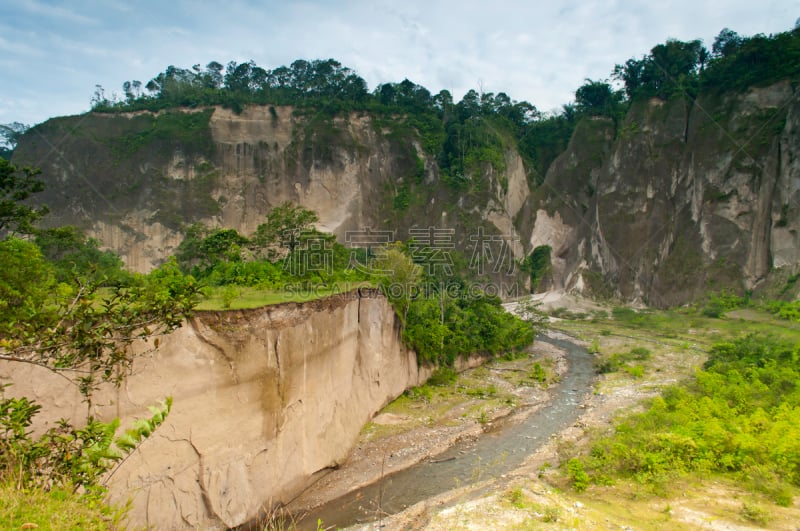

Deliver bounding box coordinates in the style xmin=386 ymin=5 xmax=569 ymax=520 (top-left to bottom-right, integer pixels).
xmin=288 ymin=333 xmax=594 ymax=530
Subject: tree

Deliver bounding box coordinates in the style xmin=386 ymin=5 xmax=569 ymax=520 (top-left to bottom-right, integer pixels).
xmin=203 ymin=61 xmax=225 ymax=89
xmin=175 ymin=222 xmax=210 ymax=272
xmin=613 ymin=38 xmax=705 ymax=100
xmin=574 ymin=79 xmax=623 ymax=117
xmin=712 ymin=28 xmax=744 ymax=57
xmin=372 ymin=243 xmax=422 ymax=323
xmin=0 ymin=166 xmax=200 ymax=495
xmin=200 ymin=228 xmax=249 ymax=264
xmin=252 ymin=202 xmax=319 ymax=258
xmin=0 ymin=158 xmax=48 ymax=236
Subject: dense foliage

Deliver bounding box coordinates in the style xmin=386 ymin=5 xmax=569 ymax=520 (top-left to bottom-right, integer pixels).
xmin=578 ymin=335 xmax=800 ymax=505
xmin=86 ymin=24 xmax=799 ymax=188
xmin=521 ymin=245 xmax=552 ymax=291
xmin=613 ymin=27 xmax=800 ymax=102
xmin=0 ymin=158 xmax=47 ymax=236
xmin=766 ymin=299 xmax=800 ymax=322
xmin=91 ymin=59 xmax=574 ymax=179
xmin=402 ymin=291 xmax=534 ymax=366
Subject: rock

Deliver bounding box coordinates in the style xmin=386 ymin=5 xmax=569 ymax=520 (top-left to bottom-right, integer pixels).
xmin=0 ymin=292 xmax=430 ymax=529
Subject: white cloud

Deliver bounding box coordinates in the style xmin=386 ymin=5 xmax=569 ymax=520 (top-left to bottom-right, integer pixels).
xmin=16 ymin=0 xmax=99 ymax=25
xmin=0 ymin=0 xmax=797 ymax=125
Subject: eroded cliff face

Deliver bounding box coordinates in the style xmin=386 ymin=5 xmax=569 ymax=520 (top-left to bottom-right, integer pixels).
xmin=13 ymin=106 xmax=531 ymax=276
xmin=12 ymin=80 xmax=800 ymax=304
xmin=529 ymin=80 xmax=800 ymax=304
xmin=0 ymin=291 xmax=432 ymax=529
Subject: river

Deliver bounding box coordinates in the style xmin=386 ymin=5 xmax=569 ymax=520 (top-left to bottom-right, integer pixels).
xmin=295 ymin=334 xmax=595 ymax=530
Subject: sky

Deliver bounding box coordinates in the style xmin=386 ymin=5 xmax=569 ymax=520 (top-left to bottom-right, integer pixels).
xmin=1 ymin=0 xmax=798 ymax=127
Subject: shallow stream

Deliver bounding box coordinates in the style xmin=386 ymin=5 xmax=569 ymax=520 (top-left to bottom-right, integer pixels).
xmin=296 ymin=334 xmax=595 ymax=530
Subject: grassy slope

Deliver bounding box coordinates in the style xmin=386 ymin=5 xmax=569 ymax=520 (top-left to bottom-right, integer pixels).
xmin=194 ymin=281 xmax=372 ymax=310
xmin=420 ymin=305 xmax=800 ymax=530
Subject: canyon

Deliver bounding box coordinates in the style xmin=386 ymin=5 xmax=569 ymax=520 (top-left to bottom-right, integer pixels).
xmin=12 ymin=80 xmax=800 ymax=305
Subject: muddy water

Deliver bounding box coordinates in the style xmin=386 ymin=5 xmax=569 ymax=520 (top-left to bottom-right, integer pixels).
xmin=296 ymin=335 xmax=595 ymax=530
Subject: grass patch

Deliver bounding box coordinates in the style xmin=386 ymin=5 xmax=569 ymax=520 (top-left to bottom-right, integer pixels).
xmin=0 ymin=483 xmax=128 ymax=530
xmin=195 ymin=282 xmax=371 ymax=310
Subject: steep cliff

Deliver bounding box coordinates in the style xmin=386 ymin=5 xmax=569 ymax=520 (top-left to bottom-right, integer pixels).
xmin=529 ymin=80 xmax=800 ymax=304
xmin=11 ymin=81 xmax=800 ymax=305
xmin=0 ymin=290 xmax=433 ymax=529
xmin=13 ymin=106 xmax=531 ymax=279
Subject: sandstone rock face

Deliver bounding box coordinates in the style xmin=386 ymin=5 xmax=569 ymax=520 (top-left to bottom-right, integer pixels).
xmin=12 ymin=81 xmax=800 ymax=304
xmin=14 ymin=106 xmax=529 ymax=278
xmin=531 ymin=81 xmax=800 ymax=304
xmin=0 ymin=291 xmax=429 ymax=529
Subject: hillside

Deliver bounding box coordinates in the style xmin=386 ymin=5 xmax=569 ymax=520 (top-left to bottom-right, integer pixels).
xmin=11 ymin=28 xmax=800 ymax=305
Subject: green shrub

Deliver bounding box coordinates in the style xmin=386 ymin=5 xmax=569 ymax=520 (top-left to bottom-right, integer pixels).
xmin=405 ymin=385 xmax=433 ymax=402
xmin=428 ymin=367 xmax=457 ymax=386
xmin=567 ymin=458 xmax=590 ymax=492
xmin=529 ymin=363 xmax=548 ymax=384
xmin=740 ymin=502 xmax=770 ymax=526
xmin=703 ymin=290 xmax=747 ymax=318
xmin=581 ymin=335 xmax=800 ymax=505
xmin=612 ymin=306 xmax=637 ymax=321
xmin=623 ymin=365 xmax=644 ymax=378
xmin=221 ymin=285 xmax=240 ymax=309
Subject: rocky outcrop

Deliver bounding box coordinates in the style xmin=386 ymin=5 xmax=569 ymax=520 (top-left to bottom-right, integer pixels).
xmin=0 ymin=290 xmax=432 ymax=529
xmin=11 ymin=80 xmax=800 ymax=304
xmin=530 ymin=81 xmax=800 ymax=304
xmin=13 ymin=106 xmax=530 ymax=278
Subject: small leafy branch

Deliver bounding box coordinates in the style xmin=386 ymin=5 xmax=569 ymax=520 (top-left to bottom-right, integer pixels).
xmin=0 ymin=259 xmax=199 ymax=403
xmin=0 ymin=386 xmax=171 ymax=491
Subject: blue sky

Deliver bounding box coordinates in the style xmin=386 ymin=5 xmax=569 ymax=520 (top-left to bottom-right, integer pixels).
xmin=1 ymin=0 xmax=797 ymax=126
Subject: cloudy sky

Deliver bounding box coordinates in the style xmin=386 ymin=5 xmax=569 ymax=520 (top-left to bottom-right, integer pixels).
xmin=1 ymin=0 xmax=797 ymax=126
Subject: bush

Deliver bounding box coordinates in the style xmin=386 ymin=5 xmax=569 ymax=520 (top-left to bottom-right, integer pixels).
xmin=567 ymin=458 xmax=590 ymax=492
xmin=529 ymin=363 xmax=548 ymax=384
xmin=596 ymin=347 xmax=650 ymax=374
xmin=427 ymin=367 xmax=457 ymax=386
xmin=703 ymin=290 xmax=747 ymax=318
xmin=581 ymin=335 xmax=800 ymax=505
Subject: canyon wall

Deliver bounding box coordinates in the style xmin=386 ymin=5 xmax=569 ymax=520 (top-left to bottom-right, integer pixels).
xmin=13 ymin=105 xmax=530 ymax=282
xmin=12 ymin=80 xmax=800 ymax=304
xmin=528 ymin=80 xmax=800 ymax=304
xmin=0 ymin=290 xmax=432 ymax=529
